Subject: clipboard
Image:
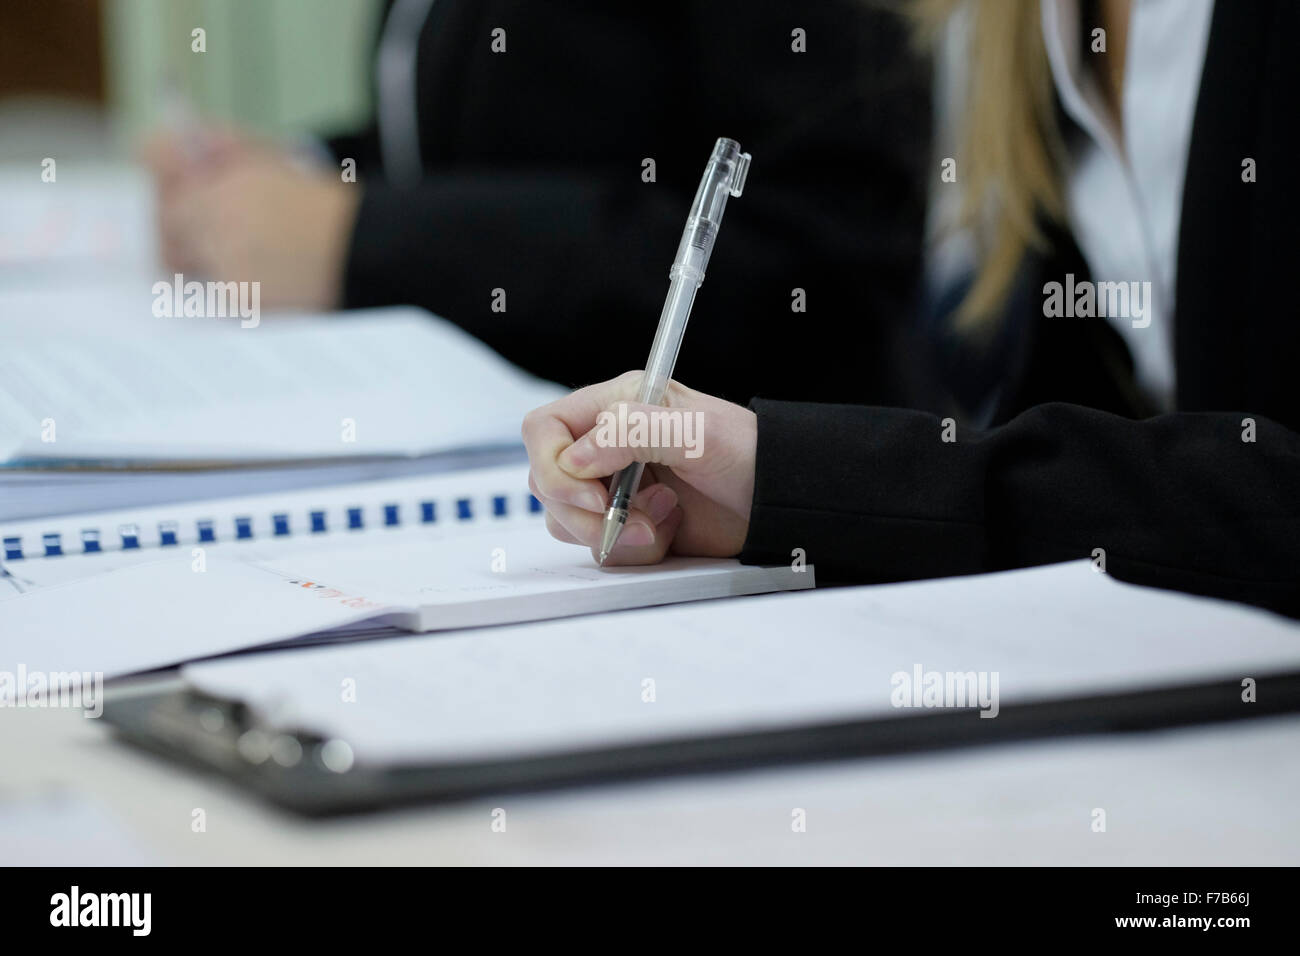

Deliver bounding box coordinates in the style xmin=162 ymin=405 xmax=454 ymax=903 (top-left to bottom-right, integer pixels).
xmin=102 ymin=669 xmax=1300 ymax=817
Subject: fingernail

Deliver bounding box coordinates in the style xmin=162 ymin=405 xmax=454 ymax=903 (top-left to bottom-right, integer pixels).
xmin=645 ymin=486 xmax=678 ymax=524
xmin=559 ymin=437 xmax=594 ymax=472
xmin=578 ymin=490 xmax=606 ymax=512
xmin=621 ymin=521 xmax=654 ymax=546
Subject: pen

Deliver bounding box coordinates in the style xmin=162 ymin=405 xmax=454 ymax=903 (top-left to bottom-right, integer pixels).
xmin=156 ymin=76 xmax=220 ymax=166
xmin=597 ymin=137 xmax=751 ymax=565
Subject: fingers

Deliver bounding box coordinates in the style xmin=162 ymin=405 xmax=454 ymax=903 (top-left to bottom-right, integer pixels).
xmin=524 ymin=372 xmax=715 ymax=566
xmin=139 ymin=132 xmax=190 ymax=189
xmin=526 ymin=417 xmax=607 ymax=513
xmin=544 ymin=482 xmax=678 ymax=547
xmin=542 ymin=371 xmax=646 ymax=437
xmin=521 ymin=371 xmax=645 ymax=521
xmin=159 ymin=183 xmax=221 ymax=275
xmin=140 ymin=125 xmax=252 ymax=187
xmin=595 ymin=504 xmax=684 ymax=567
xmin=544 ymin=511 xmax=581 ymax=545
xmin=556 ymin=400 xmax=703 ymax=480
xmin=541 ymin=482 xmax=681 ymax=564
xmin=145 ymin=132 xmax=205 ymax=271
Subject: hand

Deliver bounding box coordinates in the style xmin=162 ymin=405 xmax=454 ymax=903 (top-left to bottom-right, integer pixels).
xmin=139 ymin=125 xmax=252 ymax=193
xmin=522 ymin=372 xmax=758 ymax=565
xmin=148 ymin=135 xmax=361 ymax=310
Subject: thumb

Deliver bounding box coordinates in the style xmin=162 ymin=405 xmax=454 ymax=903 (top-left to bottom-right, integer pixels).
xmin=556 ymin=401 xmax=706 ymax=479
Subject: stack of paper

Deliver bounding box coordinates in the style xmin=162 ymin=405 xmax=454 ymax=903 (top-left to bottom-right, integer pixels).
xmin=183 ymin=561 xmax=1300 ymax=765
xmin=0 ymin=308 xmax=564 ymax=467
xmin=0 ymin=463 xmax=814 ymax=676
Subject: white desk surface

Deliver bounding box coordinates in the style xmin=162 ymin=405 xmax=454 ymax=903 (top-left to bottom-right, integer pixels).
xmin=2 ymin=702 xmax=1297 ymax=866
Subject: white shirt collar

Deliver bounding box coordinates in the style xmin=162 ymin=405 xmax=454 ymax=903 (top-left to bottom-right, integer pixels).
xmin=1039 ymin=0 xmax=1215 ymax=410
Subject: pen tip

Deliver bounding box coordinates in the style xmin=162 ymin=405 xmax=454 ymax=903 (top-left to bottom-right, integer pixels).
xmin=597 ymin=550 xmax=609 ymax=567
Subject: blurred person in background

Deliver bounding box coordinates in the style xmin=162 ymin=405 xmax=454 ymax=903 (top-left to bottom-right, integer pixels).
xmin=145 ymin=0 xmax=931 ymax=407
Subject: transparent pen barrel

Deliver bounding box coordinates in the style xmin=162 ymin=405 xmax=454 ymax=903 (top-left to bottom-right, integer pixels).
xmin=637 ymin=275 xmax=699 ymax=405
xmin=606 ymin=137 xmax=747 ymax=525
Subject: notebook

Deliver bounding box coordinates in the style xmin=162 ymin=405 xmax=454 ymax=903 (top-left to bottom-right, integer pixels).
xmin=0 ymin=163 xmax=155 ymax=271
xmin=0 ymin=444 xmax=524 ymax=524
xmin=0 ymin=306 xmax=564 ymax=467
xmin=101 ymin=561 xmax=1300 ymax=814
xmin=0 ymin=463 xmax=814 ymax=676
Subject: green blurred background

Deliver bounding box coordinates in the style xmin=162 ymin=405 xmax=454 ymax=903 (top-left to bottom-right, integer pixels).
xmin=0 ymin=0 xmax=384 ymax=158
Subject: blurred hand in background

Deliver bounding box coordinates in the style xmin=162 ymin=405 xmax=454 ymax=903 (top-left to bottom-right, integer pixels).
xmin=141 ymin=130 xmax=360 ymax=310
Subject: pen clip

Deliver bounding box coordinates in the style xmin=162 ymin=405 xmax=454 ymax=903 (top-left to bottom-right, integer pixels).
xmin=729 ymin=151 xmax=752 ymax=198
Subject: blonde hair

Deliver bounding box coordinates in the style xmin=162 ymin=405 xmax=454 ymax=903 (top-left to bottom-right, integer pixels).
xmin=910 ymin=0 xmax=1069 ymax=330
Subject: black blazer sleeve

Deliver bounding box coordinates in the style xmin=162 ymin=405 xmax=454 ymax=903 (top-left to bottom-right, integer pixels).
xmin=739 ymin=399 xmax=1300 ymax=618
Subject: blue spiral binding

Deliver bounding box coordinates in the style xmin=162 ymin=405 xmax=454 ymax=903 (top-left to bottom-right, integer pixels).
xmin=0 ymin=491 xmax=534 ymax=560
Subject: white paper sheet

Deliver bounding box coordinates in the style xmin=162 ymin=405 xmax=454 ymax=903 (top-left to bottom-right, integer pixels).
xmin=0 ymin=554 xmax=394 ymax=675
xmin=1 ymin=502 xmax=810 ymax=675
xmin=0 ymin=307 xmax=564 ymax=464
xmin=260 ymin=529 xmax=811 ymax=631
xmin=0 ymin=164 xmax=157 ymax=271
xmin=183 ymin=561 xmax=1300 ymax=764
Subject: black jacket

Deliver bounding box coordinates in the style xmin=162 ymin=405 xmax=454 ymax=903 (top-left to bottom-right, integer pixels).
xmin=329 ymin=0 xmax=930 ymax=407
xmin=741 ymin=0 xmax=1300 ymax=618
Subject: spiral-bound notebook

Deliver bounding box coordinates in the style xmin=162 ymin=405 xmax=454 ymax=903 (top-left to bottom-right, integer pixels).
xmin=2 ymin=462 xmax=555 ymax=588
xmin=0 ymin=463 xmax=815 ymax=676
